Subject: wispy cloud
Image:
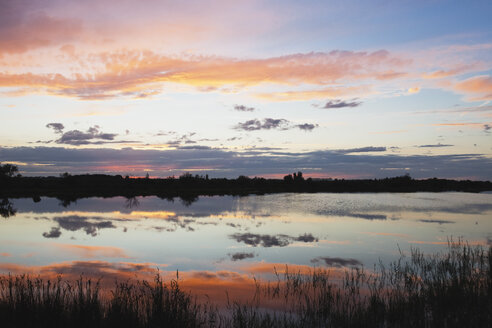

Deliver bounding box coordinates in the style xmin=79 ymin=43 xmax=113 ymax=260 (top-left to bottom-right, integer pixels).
xmin=53 ymin=243 xmax=130 ymax=259
xmin=335 ymin=146 xmax=386 ymax=154
xmin=233 ymin=105 xmax=256 ymax=112
xmin=0 ymin=50 xmax=407 ymax=100
xmin=418 ymin=143 xmax=454 ymax=148
xmin=454 ymin=75 xmax=492 ymax=101
xmin=228 ymin=252 xmax=256 ymax=261
xmin=320 ymin=99 xmax=361 ymax=109
xmin=418 ymin=219 xmax=455 ymax=224
xmin=256 ymin=86 xmax=371 ymax=101
xmin=0 ymin=7 xmax=83 ymax=54
xmin=296 ymin=123 xmax=318 ymax=131
xmin=234 ymin=118 xmax=318 ymax=132
xmin=311 ymin=256 xmax=362 ymax=267
xmin=230 ymin=233 xmax=318 ymax=247
xmin=234 ymin=118 xmax=289 ymax=131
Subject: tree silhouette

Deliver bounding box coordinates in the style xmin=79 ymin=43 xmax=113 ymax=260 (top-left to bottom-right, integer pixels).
xmin=0 ymin=163 xmax=18 ymax=178
xmin=0 ymin=198 xmax=16 ymax=218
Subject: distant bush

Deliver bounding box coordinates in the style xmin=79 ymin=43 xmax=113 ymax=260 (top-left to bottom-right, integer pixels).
xmin=0 ymin=164 xmax=18 ymax=178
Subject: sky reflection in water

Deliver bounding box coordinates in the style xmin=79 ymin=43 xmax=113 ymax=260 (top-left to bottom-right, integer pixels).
xmin=1 ymin=193 xmax=491 ymax=299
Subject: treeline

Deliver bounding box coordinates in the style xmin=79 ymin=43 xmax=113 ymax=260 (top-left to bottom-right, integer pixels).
xmin=1 ymin=168 xmax=491 ymax=201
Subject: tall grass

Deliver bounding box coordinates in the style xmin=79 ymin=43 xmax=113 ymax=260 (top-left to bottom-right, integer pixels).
xmin=0 ymin=241 xmax=490 ymax=327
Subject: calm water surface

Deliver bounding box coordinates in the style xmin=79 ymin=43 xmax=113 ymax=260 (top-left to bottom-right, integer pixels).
xmin=1 ymin=192 xmax=491 ymax=296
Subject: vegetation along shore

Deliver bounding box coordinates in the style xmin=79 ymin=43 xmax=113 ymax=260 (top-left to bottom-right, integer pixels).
xmin=1 ymin=164 xmax=491 ymax=202
xmin=0 ymin=241 xmax=490 ymax=327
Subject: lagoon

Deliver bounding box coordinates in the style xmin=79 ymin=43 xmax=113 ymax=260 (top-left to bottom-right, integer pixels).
xmin=1 ymin=192 xmax=491 ymax=289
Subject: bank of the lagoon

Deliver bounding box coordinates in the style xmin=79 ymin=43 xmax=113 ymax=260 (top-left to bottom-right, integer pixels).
xmin=1 ymin=174 xmax=492 ymax=201
xmin=1 ymin=242 xmax=490 ymax=327
xmin=1 ymin=192 xmax=491 ymax=326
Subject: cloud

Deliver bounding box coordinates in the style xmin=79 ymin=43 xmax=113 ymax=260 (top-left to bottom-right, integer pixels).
xmin=177 ymin=145 xmax=212 ymax=150
xmin=230 ymin=233 xmax=290 ymax=247
xmin=418 ymin=219 xmax=455 ymax=224
xmin=45 ymin=125 xmax=130 ymax=146
xmin=348 ymin=213 xmax=388 ymax=220
xmin=234 ymin=118 xmax=289 ymax=131
xmin=46 ymin=123 xmax=65 ymax=134
xmin=296 ymin=123 xmax=318 ymax=131
xmin=234 ymin=105 xmax=256 ymax=112
xmin=164 ymin=132 xmax=198 ymax=148
xmin=311 ymin=256 xmax=362 ymax=267
xmin=321 ymin=99 xmax=361 ymax=109
xmin=0 ymin=260 xmax=166 ymax=285
xmin=295 ymin=233 xmax=318 ymax=242
xmin=418 ymin=143 xmax=454 ymax=148
xmin=1 ymin=146 xmax=492 ymax=180
xmin=52 ymin=215 xmax=117 ymax=236
xmin=56 ymin=126 xmax=118 ymax=145
xmin=256 ymin=86 xmax=370 ymax=101
xmin=433 ymin=122 xmax=485 ymax=129
xmin=42 ymin=227 xmax=62 ymax=238
xmin=229 ymin=252 xmax=256 ymax=261
xmin=234 ymin=118 xmax=317 ymax=132
xmin=53 ymin=243 xmax=129 ymax=258
xmin=0 ymin=4 xmax=83 ymax=54
xmin=0 ymin=50 xmax=407 ymax=100
xmin=422 ymin=65 xmax=477 ymax=79
xmin=336 ymin=146 xmax=386 ymax=154
xmin=230 ymin=233 xmax=317 ymax=247
xmin=454 ymin=75 xmax=492 ymax=101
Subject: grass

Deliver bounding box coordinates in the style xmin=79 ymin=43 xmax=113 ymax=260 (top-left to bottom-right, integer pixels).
xmin=0 ymin=240 xmax=490 ymax=327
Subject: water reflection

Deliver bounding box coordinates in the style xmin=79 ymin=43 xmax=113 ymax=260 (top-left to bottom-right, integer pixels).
xmin=124 ymin=196 xmax=140 ymax=209
xmin=0 ymin=198 xmax=16 ymax=218
xmin=0 ymin=192 xmax=491 ymax=299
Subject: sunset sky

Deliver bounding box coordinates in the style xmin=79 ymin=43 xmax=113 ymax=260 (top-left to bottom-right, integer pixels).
xmin=1 ymin=0 xmax=491 ymax=179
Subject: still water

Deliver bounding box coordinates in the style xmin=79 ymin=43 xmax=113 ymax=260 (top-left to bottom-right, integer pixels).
xmin=1 ymin=192 xmax=491 ymax=297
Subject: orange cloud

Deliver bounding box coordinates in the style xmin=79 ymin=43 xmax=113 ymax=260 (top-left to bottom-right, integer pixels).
xmin=432 ymin=122 xmax=487 ymax=129
xmin=454 ymin=75 xmax=492 ymax=101
xmin=409 ymin=240 xmax=488 ymax=246
xmin=421 ymin=65 xmax=479 ymax=79
xmin=129 ymin=211 xmax=177 ymax=219
xmin=52 ymin=243 xmax=130 ymax=259
xmin=255 ymin=85 xmax=371 ymax=101
xmin=243 ymin=261 xmax=324 ymax=275
xmin=0 ymin=50 xmax=407 ymax=100
xmin=0 ymin=261 xmax=256 ymax=304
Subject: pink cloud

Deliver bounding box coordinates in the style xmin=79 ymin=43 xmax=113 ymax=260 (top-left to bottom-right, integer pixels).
xmin=0 ymin=10 xmax=83 ymax=54
xmin=52 ymin=243 xmax=130 ymax=259
xmin=0 ymin=50 xmax=408 ymax=100
xmin=453 ymin=75 xmax=492 ymax=101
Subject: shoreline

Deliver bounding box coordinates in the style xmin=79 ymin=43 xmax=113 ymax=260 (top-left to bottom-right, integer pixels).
xmin=1 ymin=174 xmax=491 ymax=201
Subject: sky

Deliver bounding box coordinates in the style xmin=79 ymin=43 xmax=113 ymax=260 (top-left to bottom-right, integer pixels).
xmin=0 ymin=0 xmax=491 ymax=179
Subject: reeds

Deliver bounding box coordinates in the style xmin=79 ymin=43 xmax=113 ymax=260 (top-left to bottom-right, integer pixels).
xmin=0 ymin=240 xmax=490 ymax=327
